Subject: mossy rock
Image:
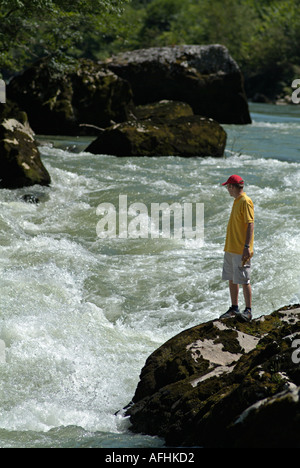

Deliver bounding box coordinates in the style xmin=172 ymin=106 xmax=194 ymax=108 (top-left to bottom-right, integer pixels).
xmin=7 ymin=58 xmax=133 ymax=136
xmin=86 ymin=115 xmax=227 ymax=157
xmin=124 ymin=305 xmax=300 ymax=447
xmin=133 ymin=100 xmax=194 ymax=122
xmin=0 ymin=115 xmax=51 ymax=188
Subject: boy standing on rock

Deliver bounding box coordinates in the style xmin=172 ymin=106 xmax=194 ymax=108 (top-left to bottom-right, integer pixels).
xmin=219 ymin=175 xmax=254 ymax=322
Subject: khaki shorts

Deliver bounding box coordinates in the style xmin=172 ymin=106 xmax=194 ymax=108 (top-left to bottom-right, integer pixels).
xmin=222 ymin=252 xmax=251 ymax=285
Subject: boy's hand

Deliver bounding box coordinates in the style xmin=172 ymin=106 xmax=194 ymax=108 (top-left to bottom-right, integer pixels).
xmin=242 ymin=247 xmax=251 ymax=265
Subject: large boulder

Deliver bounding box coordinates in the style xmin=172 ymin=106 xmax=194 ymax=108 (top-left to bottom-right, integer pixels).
xmin=7 ymin=58 xmax=134 ymax=136
xmin=124 ymin=305 xmax=300 ymax=448
xmin=104 ymin=45 xmax=251 ymax=124
xmin=86 ymin=105 xmax=227 ymax=157
xmin=0 ymin=101 xmax=51 ymax=188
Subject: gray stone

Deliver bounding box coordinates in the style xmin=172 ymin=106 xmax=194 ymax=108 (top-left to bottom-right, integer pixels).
xmin=105 ymin=45 xmax=251 ymax=124
xmin=124 ymin=305 xmax=300 ymax=448
xmin=0 ymin=115 xmax=51 ymax=188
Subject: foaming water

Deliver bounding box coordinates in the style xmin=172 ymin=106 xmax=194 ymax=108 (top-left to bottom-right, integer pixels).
xmin=0 ymin=103 xmax=300 ymax=447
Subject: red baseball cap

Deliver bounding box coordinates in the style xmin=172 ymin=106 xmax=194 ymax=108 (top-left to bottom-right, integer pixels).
xmin=222 ymin=174 xmax=244 ymax=186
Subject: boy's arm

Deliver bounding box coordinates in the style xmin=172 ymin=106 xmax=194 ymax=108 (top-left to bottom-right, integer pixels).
xmin=243 ymin=222 xmax=254 ymax=263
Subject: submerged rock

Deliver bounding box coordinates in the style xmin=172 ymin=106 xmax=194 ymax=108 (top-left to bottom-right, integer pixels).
xmin=105 ymin=44 xmax=251 ymax=124
xmin=0 ymin=104 xmax=51 ymax=188
xmin=7 ymin=58 xmax=133 ymax=135
xmin=124 ymin=305 xmax=300 ymax=448
xmin=21 ymin=194 xmax=40 ymax=204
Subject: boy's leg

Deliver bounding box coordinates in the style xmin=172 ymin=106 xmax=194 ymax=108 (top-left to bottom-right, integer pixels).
xmin=243 ymin=283 xmax=252 ymax=309
xmin=229 ymin=280 xmax=239 ymax=306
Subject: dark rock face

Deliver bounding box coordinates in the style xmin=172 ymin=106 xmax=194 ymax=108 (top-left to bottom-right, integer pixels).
xmin=105 ymin=45 xmax=251 ymax=125
xmin=86 ymin=111 xmax=227 ymax=157
xmin=7 ymin=45 xmax=250 ymax=139
xmin=7 ymin=58 xmax=134 ymax=135
xmin=124 ymin=305 xmax=300 ymax=448
xmin=134 ymin=100 xmax=194 ymax=121
xmin=0 ymin=102 xmax=51 ymax=188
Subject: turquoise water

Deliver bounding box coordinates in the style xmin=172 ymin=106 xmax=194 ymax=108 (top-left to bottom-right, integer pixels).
xmin=0 ymin=103 xmax=299 ymax=448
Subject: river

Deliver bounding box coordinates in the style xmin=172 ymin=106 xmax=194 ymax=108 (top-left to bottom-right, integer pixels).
xmin=0 ymin=103 xmax=299 ymax=447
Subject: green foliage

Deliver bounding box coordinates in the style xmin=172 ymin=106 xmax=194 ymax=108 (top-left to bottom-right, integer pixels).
xmin=105 ymin=0 xmax=300 ymax=88
xmin=137 ymin=0 xmax=184 ymax=46
xmin=0 ymin=0 xmax=130 ymax=75
xmin=243 ymin=0 xmax=300 ymax=71
xmin=1 ymin=0 xmax=300 ymax=88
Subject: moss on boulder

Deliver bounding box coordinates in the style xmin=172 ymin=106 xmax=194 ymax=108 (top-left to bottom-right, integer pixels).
xmin=7 ymin=58 xmax=133 ymax=135
xmin=86 ymin=101 xmax=227 ymax=157
xmin=0 ymin=117 xmax=51 ymax=189
xmin=0 ymin=101 xmax=51 ymax=188
xmin=134 ymin=100 xmax=194 ymax=122
xmin=124 ymin=305 xmax=300 ymax=447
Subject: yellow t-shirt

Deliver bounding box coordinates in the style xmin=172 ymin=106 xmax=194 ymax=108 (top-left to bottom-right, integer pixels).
xmin=224 ymin=192 xmax=254 ymax=255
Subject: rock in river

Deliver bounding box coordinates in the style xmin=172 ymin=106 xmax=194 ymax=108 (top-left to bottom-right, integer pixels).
xmin=0 ymin=101 xmax=51 ymax=188
xmin=7 ymin=58 xmax=133 ymax=136
xmin=86 ymin=112 xmax=227 ymax=157
xmin=86 ymin=99 xmax=227 ymax=157
xmin=124 ymin=305 xmax=300 ymax=448
xmin=105 ymin=44 xmax=251 ymax=125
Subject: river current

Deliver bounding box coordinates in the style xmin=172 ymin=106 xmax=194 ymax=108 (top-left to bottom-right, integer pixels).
xmin=0 ymin=103 xmax=299 ymax=447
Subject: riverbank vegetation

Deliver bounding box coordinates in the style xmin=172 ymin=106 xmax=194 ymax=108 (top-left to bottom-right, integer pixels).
xmin=95 ymin=0 xmax=300 ymax=98
xmin=1 ymin=0 xmax=300 ymax=98
xmin=0 ymin=0 xmax=130 ymax=77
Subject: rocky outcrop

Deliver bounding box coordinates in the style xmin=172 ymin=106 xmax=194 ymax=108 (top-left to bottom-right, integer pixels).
xmin=0 ymin=101 xmax=51 ymax=188
xmin=86 ymin=100 xmax=227 ymax=157
xmin=124 ymin=305 xmax=300 ymax=448
xmin=7 ymin=45 xmax=251 ymax=138
xmin=7 ymin=58 xmax=134 ymax=136
xmin=105 ymin=45 xmax=251 ymax=125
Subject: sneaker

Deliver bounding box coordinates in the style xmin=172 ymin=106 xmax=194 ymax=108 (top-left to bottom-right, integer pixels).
xmin=239 ymin=308 xmax=252 ymax=322
xmin=219 ymin=306 xmax=241 ymax=320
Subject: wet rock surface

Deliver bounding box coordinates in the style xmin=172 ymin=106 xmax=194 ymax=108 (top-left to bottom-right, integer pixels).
xmin=0 ymin=101 xmax=51 ymax=188
xmin=124 ymin=305 xmax=300 ymax=448
xmin=86 ymin=102 xmax=227 ymax=157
